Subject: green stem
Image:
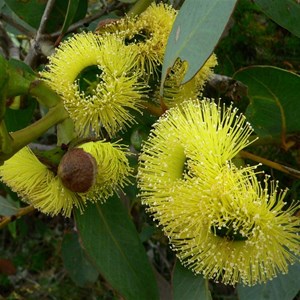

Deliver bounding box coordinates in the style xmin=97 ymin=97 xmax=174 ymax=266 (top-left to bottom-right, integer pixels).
xmin=29 ymin=80 xmax=62 ymax=108
xmin=6 ymin=66 xmax=34 ymax=98
xmin=0 ymin=103 xmax=69 ymax=162
xmin=12 ymin=102 xmax=69 ymax=151
xmin=128 ymin=0 xmax=154 ymax=16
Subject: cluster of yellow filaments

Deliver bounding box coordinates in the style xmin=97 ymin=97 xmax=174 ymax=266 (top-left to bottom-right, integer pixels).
xmin=41 ymin=33 xmax=145 ymax=138
xmin=138 ymin=100 xmax=300 ymax=286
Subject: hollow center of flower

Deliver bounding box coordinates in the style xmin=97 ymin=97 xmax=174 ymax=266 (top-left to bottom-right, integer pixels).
xmin=212 ymin=222 xmax=252 ymax=241
xmin=76 ymin=65 xmax=103 ymax=97
xmin=125 ymin=30 xmax=148 ymax=45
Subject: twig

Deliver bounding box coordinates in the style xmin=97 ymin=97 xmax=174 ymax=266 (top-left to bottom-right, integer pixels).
xmin=240 ymin=150 xmax=300 ymax=179
xmin=0 ymin=21 xmax=20 ymax=59
xmin=142 ymin=102 xmax=163 ymax=116
xmin=37 ymin=0 xmax=56 ymax=38
xmin=50 ymin=1 xmax=121 ymax=38
xmin=29 ymin=143 xmax=57 ymax=151
xmin=24 ymin=0 xmax=56 ymax=67
xmin=0 ymin=13 xmax=35 ymax=38
xmin=0 ymin=205 xmax=35 ymax=230
xmin=206 ymin=74 xmax=248 ymax=102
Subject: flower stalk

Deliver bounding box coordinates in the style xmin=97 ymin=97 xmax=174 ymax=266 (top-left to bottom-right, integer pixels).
xmin=240 ymin=150 xmax=300 ymax=179
xmin=29 ymin=80 xmax=63 ymax=108
xmin=128 ymin=0 xmax=154 ymax=16
xmin=0 ymin=102 xmax=69 ymax=162
xmin=0 ymin=205 xmax=35 ymax=230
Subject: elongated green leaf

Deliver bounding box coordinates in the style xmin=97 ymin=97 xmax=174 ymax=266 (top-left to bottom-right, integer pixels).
xmin=173 ymin=261 xmax=212 ymax=300
xmin=254 ymin=0 xmax=300 ymax=38
xmin=61 ymin=232 xmax=99 ymax=287
xmin=0 ymin=195 xmax=18 ymax=216
xmin=161 ymin=0 xmax=237 ymax=90
xmin=233 ymin=66 xmax=300 ymax=138
xmin=75 ymin=196 xmax=159 ymax=300
xmin=237 ymin=261 xmax=300 ymax=300
xmin=59 ymin=0 xmax=80 ymax=38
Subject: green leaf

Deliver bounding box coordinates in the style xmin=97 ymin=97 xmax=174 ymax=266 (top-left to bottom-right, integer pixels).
xmin=4 ymin=0 xmax=87 ymax=33
xmin=4 ymin=97 xmax=36 ymax=132
xmin=0 ymin=55 xmax=8 ymax=121
xmin=130 ymin=126 xmax=149 ymax=151
xmin=75 ymin=196 xmax=159 ymax=300
xmin=173 ymin=261 xmax=212 ymax=300
xmin=233 ymin=66 xmax=300 ymax=138
xmin=59 ymin=0 xmax=80 ymax=38
xmin=0 ymin=195 xmax=19 ymax=216
xmin=237 ymin=261 xmax=300 ymax=300
xmin=161 ymin=0 xmax=237 ymax=90
xmin=254 ymin=0 xmax=300 ymax=38
xmin=61 ymin=231 xmax=99 ymax=287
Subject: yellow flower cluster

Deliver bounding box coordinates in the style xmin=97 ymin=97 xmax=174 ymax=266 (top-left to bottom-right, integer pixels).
xmin=138 ymin=100 xmax=300 ymax=286
xmin=4 ymin=3 xmax=214 ymax=218
xmin=41 ymin=3 xmax=217 ymax=140
xmin=0 ymin=1 xmax=298 ymax=288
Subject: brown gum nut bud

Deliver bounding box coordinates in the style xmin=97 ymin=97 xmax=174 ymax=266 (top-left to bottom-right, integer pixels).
xmin=57 ymin=148 xmax=98 ymax=193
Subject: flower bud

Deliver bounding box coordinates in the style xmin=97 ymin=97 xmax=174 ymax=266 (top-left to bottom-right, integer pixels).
xmin=57 ymin=148 xmax=97 ymax=193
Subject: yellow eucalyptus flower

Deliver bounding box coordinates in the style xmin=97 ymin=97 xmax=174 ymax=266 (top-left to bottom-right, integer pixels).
xmin=100 ymin=3 xmax=177 ymax=76
xmin=41 ymin=32 xmax=144 ymax=138
xmin=0 ymin=141 xmax=131 ymax=217
xmin=164 ymin=166 xmax=299 ymax=286
xmin=138 ymin=99 xmax=300 ymax=285
xmin=0 ymin=146 xmax=81 ymax=217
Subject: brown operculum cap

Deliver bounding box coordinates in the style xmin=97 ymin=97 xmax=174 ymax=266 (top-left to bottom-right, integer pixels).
xmin=57 ymin=148 xmax=97 ymax=193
